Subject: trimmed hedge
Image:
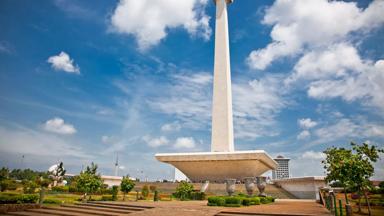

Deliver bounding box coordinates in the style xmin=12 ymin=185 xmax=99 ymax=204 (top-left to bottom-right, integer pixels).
xmin=207 ymin=195 xmax=274 ymax=207
xmin=0 ymin=193 xmax=39 ymax=204
xmin=51 ymin=186 xmax=69 ymax=193
xmin=43 ymin=198 xmax=62 ymax=204
xmin=101 ymin=195 xmax=114 ymax=201
xmin=207 ymin=196 xmax=226 ymax=206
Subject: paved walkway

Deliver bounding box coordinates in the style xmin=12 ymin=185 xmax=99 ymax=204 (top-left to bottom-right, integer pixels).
xmin=2 ymin=200 xmax=330 ymax=216
xmin=127 ymin=200 xmax=330 ymax=216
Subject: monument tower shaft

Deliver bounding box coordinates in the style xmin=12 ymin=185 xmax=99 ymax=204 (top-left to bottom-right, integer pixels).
xmin=211 ymin=0 xmax=234 ymax=152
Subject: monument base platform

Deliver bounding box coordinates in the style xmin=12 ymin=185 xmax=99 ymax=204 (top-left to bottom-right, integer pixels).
xmin=155 ymin=150 xmax=278 ymax=182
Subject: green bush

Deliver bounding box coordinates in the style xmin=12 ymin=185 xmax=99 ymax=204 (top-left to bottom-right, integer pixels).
xmin=242 ymin=198 xmax=251 ymax=206
xmin=250 ymin=197 xmax=260 ymax=205
xmin=111 ymin=185 xmax=118 ymax=201
xmin=23 ymin=181 xmax=38 ymax=194
xmin=190 ymin=192 xmax=206 ymax=200
xmin=154 ymin=190 xmax=159 ymax=201
xmin=43 ymin=198 xmax=62 ymax=204
xmin=225 ymin=197 xmax=242 ymax=205
xmin=141 ymin=185 xmax=149 ymax=198
xmin=224 ymin=203 xmax=241 ymax=207
xmin=51 ymin=186 xmax=69 ymax=193
xmin=208 ymin=196 xmax=225 ymax=206
xmin=0 ymin=193 xmax=39 ymax=204
xmin=0 ymin=179 xmax=18 ymax=191
xmin=174 ymin=181 xmax=194 ymax=201
xmin=260 ymin=197 xmax=268 ymax=204
xmin=101 ymin=195 xmax=114 ymax=201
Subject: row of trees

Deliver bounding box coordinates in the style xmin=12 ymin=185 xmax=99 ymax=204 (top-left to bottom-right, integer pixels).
xmin=322 ymin=142 xmax=383 ymax=215
xmin=1 ymin=162 xmax=136 ymax=202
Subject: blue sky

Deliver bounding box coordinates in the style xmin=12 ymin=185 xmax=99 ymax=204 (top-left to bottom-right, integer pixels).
xmin=0 ymin=0 xmax=383 ymax=180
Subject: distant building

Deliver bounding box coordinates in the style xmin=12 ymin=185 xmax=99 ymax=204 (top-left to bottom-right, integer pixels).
xmin=272 ymin=155 xmax=290 ymax=179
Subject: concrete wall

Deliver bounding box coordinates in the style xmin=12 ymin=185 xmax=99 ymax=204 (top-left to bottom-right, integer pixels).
xmin=274 ymin=176 xmax=327 ymax=200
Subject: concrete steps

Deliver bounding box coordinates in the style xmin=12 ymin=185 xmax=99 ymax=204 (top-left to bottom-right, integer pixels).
xmin=45 ymin=206 xmax=123 ymax=216
xmin=3 ymin=201 xmax=152 ymax=216
xmin=61 ymin=204 xmax=136 ymax=214
xmin=265 ymin=184 xmax=297 ymax=199
xmin=75 ymin=202 xmax=145 ymax=211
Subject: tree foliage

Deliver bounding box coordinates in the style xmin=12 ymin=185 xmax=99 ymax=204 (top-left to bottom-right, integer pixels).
xmin=120 ymin=176 xmax=135 ymax=201
xmin=76 ymin=162 xmax=103 ymax=200
xmin=322 ymin=142 xmax=383 ymax=215
xmin=175 ymin=181 xmax=194 ymax=200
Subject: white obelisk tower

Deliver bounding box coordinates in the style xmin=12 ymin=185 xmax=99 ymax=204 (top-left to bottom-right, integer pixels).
xmin=211 ymin=0 xmax=234 ymax=152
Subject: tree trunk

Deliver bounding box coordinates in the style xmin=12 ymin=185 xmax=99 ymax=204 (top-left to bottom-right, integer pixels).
xmin=343 ymin=186 xmax=349 ymax=204
xmin=357 ymin=188 xmax=362 ymax=213
xmin=39 ymin=187 xmax=45 ymax=204
xmin=363 ymin=189 xmax=372 ymax=216
xmin=123 ymin=192 xmax=126 ymax=201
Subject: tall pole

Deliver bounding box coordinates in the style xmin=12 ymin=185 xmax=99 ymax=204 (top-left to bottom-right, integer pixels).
xmin=211 ymin=0 xmax=234 ymax=152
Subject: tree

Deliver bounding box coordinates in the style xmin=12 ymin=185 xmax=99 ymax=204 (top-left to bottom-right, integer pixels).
xmin=36 ymin=174 xmax=52 ymax=204
xmin=49 ymin=162 xmax=66 ymax=186
xmin=175 ymin=181 xmax=194 ymax=200
xmin=322 ymin=142 xmax=383 ymax=215
xmin=322 ymin=146 xmax=353 ymax=204
xmin=76 ymin=162 xmax=103 ymax=200
xmin=0 ymin=167 xmax=9 ymax=181
xmin=120 ymin=176 xmax=135 ymax=201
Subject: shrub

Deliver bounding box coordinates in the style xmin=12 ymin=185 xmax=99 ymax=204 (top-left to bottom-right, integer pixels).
xmin=23 ymin=181 xmax=38 ymax=194
xmin=242 ymin=198 xmax=251 ymax=206
xmin=101 ymin=195 xmax=114 ymax=201
xmin=154 ymin=190 xmax=159 ymax=201
xmin=208 ymin=197 xmax=226 ymax=206
xmin=190 ymin=192 xmax=206 ymax=200
xmin=43 ymin=198 xmax=62 ymax=204
xmin=0 ymin=193 xmax=39 ymax=204
xmin=224 ymin=203 xmax=241 ymax=207
xmin=141 ymin=185 xmax=149 ymax=198
xmin=260 ymin=197 xmax=268 ymax=204
xmin=111 ymin=186 xmax=118 ymax=201
xmin=0 ymin=180 xmax=18 ymax=191
xmin=51 ymin=186 xmax=69 ymax=193
xmin=225 ymin=197 xmax=242 ymax=205
xmin=174 ymin=181 xmax=194 ymax=201
xmin=250 ymin=197 xmax=260 ymax=205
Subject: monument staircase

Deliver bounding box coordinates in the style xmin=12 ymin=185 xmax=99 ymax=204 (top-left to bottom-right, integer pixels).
xmin=3 ymin=201 xmax=153 ymax=216
xmin=265 ymin=184 xmax=297 ymax=199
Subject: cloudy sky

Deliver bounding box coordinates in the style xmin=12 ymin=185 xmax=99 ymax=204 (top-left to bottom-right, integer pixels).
xmin=0 ymin=0 xmax=383 ymax=180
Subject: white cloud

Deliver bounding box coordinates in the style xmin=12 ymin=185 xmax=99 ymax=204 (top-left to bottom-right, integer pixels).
xmin=174 ymin=137 xmax=196 ymax=149
xmin=297 ymin=130 xmax=310 ymax=140
xmin=309 ymin=118 xmax=384 ymax=146
xmin=101 ymin=135 xmax=117 ymax=144
xmin=0 ymin=126 xmax=87 ymax=158
xmin=233 ymin=75 xmax=288 ymax=139
xmin=110 ymin=0 xmax=211 ymax=51
xmin=301 ymin=151 xmax=325 ymax=160
xmin=148 ymin=72 xmax=212 ymax=129
xmin=307 ymin=58 xmax=384 ymax=112
xmin=161 ymin=122 xmax=181 ymax=132
xmin=298 ymin=118 xmax=317 ymax=129
xmin=247 ymin=0 xmax=384 ymax=70
xmin=149 ymin=72 xmax=288 ymax=140
xmin=43 ymin=117 xmax=77 ymax=135
xmin=47 ymin=51 xmax=80 ymax=74
xmin=142 ymin=135 xmax=169 ymax=148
